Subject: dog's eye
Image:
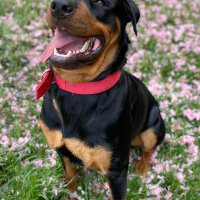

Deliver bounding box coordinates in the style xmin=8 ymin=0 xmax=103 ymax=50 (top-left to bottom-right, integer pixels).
xmin=94 ymin=0 xmax=104 ymax=6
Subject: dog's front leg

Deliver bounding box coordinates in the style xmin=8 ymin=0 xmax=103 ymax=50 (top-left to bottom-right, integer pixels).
xmin=107 ymin=165 xmax=128 ymax=200
xmin=57 ymin=152 xmax=78 ymax=200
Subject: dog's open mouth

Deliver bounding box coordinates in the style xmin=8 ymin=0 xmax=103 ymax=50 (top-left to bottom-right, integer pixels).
xmin=40 ymin=29 xmax=105 ymax=68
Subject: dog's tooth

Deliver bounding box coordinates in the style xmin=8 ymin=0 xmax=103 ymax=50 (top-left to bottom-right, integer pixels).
xmin=84 ymin=41 xmax=90 ymax=50
xmin=59 ymin=54 xmax=67 ymax=57
xmin=80 ymin=40 xmax=90 ymax=53
xmin=76 ymin=50 xmax=80 ymax=54
xmin=55 ymin=50 xmax=60 ymax=56
xmin=54 ymin=48 xmax=71 ymax=58
xmin=66 ymin=51 xmax=72 ymax=57
xmin=73 ymin=51 xmax=76 ymax=54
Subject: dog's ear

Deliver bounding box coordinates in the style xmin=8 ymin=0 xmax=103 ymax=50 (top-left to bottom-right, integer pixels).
xmin=124 ymin=0 xmax=140 ymax=36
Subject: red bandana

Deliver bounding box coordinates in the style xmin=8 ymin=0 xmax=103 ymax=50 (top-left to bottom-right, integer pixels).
xmin=35 ymin=69 xmax=122 ymax=100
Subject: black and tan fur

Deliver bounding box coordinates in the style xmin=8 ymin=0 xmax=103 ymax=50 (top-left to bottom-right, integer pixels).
xmin=39 ymin=0 xmax=165 ymax=199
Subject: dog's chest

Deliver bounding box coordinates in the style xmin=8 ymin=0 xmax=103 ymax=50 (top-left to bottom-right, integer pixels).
xmin=40 ymin=119 xmax=112 ymax=174
xmin=40 ymin=82 xmax=129 ymax=174
xmin=59 ymin=112 xmax=114 ymax=175
xmin=62 ymin=138 xmax=112 ymax=175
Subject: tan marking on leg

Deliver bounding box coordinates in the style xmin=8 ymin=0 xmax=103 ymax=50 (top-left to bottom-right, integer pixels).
xmin=140 ymin=129 xmax=157 ymax=152
xmin=63 ymin=157 xmax=78 ymax=192
xmin=133 ymin=129 xmax=157 ymax=176
xmin=64 ymin=139 xmax=112 ymax=175
xmin=39 ymin=120 xmax=64 ymax=149
xmin=132 ymin=129 xmax=157 ymax=150
xmin=135 ymin=150 xmax=153 ymax=176
xmin=131 ymin=134 xmax=142 ymax=147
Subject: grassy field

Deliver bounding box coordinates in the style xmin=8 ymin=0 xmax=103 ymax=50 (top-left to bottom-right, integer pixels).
xmin=0 ymin=0 xmax=199 ymax=199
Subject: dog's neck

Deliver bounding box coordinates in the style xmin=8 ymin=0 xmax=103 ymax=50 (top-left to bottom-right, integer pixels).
xmin=35 ymin=67 xmax=122 ymax=100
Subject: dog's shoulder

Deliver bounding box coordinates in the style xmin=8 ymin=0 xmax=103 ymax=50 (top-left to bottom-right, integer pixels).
xmin=124 ymin=71 xmax=158 ymax=105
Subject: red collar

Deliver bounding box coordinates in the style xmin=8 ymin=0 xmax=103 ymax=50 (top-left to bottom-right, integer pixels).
xmin=35 ymin=69 xmax=122 ymax=100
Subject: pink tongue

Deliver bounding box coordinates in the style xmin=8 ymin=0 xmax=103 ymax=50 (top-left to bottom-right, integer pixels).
xmin=40 ymin=30 xmax=84 ymax=63
xmin=92 ymin=39 xmax=101 ymax=51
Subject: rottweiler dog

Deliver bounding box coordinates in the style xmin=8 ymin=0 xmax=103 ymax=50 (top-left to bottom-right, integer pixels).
xmin=38 ymin=0 xmax=165 ymax=199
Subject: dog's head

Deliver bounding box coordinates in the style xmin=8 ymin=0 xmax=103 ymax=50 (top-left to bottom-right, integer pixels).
xmin=41 ymin=0 xmax=140 ymax=83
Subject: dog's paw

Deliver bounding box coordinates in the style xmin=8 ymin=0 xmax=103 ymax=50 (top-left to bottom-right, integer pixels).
xmin=135 ymin=159 xmax=150 ymax=176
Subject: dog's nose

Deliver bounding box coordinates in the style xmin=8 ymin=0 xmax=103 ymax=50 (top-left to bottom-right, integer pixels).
xmin=51 ymin=0 xmax=75 ymax=18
